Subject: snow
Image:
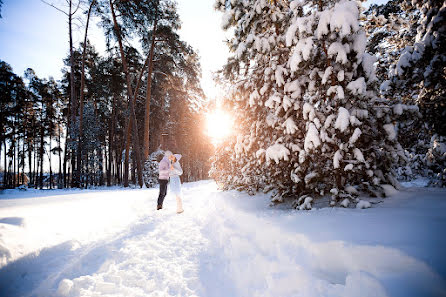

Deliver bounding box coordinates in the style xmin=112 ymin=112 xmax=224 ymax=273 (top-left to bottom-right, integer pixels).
xmin=331 ymin=1 xmax=360 ymax=38
xmin=356 ymin=200 xmax=372 ymax=209
xmin=299 ymin=196 xmax=313 ymax=210
xmin=349 ymin=128 xmax=362 ymax=144
xmin=266 ymin=143 xmax=290 ymax=164
xmin=288 ymin=38 xmax=314 ymax=72
xmin=316 ymin=10 xmax=331 ymax=39
xmin=353 ymin=148 xmax=365 ymax=162
xmin=341 ymin=198 xmax=350 ymax=207
xmin=345 ymin=185 xmax=359 ymax=196
xmin=337 ymin=70 xmax=345 ymax=81
xmin=221 ymin=10 xmax=233 ymax=29
xmin=334 ymin=150 xmax=343 ymax=169
xmin=324 ymin=114 xmax=336 ymax=129
xmin=383 ymin=123 xmax=397 ymax=141
xmin=328 ymin=42 xmax=348 ymax=64
xmin=1 ymin=181 xmax=446 ymax=297
xmin=302 ymin=102 xmax=315 ymax=121
xmin=344 ymin=163 xmax=354 ymax=171
xmin=283 ymin=117 xmax=298 ymax=134
xmin=393 ymin=104 xmax=404 ymax=115
xmin=347 ymin=77 xmax=367 ymax=95
xmin=235 ymin=42 xmax=246 ymax=58
xmin=304 ymin=123 xmax=321 ymax=152
xmin=335 ymin=107 xmax=350 ymax=132
xmin=381 ymin=184 xmax=398 ymax=197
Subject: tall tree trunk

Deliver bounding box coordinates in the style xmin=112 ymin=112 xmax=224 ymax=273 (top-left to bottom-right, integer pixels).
xmin=63 ymin=104 xmax=71 ymax=188
xmin=110 ymin=0 xmax=144 ymax=188
xmin=123 ymin=126 xmax=131 ymax=187
xmin=34 ymin=138 xmax=37 ymax=187
xmin=143 ymin=5 xmax=159 ymax=161
xmin=116 ymin=148 xmax=121 ymax=185
xmin=77 ymin=0 xmax=96 ymax=188
xmin=109 ymin=0 xmax=151 ymax=188
xmin=28 ymin=138 xmax=32 ymax=187
xmin=99 ymin=146 xmax=104 ymax=186
xmin=39 ymin=125 xmax=44 ymax=189
xmin=58 ymin=123 xmax=62 ymax=188
xmin=3 ymin=140 xmax=6 ymax=187
xmin=21 ymin=133 xmax=26 ymax=184
xmin=131 ymin=152 xmax=136 ymax=185
xmin=108 ymin=94 xmax=117 ymax=186
xmin=49 ymin=134 xmax=53 ymax=189
xmin=121 ymin=52 xmax=153 ymax=187
xmin=68 ymin=0 xmax=78 ymax=187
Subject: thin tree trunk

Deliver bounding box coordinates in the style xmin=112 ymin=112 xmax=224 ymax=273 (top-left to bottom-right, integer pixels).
xmin=34 ymin=137 xmax=37 ymax=187
xmin=131 ymin=152 xmax=136 ymax=185
xmin=63 ymin=104 xmax=70 ymax=188
xmin=110 ymin=0 xmax=144 ymax=188
xmin=123 ymin=126 xmax=131 ymax=187
xmin=21 ymin=132 xmax=26 ymax=185
xmin=143 ymin=5 xmax=159 ymax=161
xmin=99 ymin=146 xmax=104 ymax=186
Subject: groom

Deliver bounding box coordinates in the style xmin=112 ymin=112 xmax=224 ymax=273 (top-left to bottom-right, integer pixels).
xmin=157 ymin=150 xmax=172 ymax=210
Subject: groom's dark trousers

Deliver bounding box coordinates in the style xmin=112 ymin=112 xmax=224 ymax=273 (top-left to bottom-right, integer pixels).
xmin=157 ymin=179 xmax=169 ymax=206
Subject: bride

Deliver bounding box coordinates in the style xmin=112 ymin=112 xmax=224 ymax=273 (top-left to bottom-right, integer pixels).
xmin=169 ymin=153 xmax=184 ymax=214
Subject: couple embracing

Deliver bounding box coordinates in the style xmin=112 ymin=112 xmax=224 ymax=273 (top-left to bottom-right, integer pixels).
xmin=157 ymin=151 xmax=184 ymax=214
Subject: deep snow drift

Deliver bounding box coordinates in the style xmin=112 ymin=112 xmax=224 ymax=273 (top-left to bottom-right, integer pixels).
xmin=0 ymin=181 xmax=445 ymax=297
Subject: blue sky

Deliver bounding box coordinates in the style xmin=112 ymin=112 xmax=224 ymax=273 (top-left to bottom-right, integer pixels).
xmin=0 ymin=0 xmax=229 ymax=98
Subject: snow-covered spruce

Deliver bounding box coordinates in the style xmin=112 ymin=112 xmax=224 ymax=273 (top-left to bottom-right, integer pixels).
xmin=143 ymin=149 xmax=165 ymax=188
xmin=212 ymin=0 xmax=408 ymax=208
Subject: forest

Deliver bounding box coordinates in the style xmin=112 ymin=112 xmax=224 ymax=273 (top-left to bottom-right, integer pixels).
xmin=1 ymin=0 xmax=445 ymax=202
xmin=1 ymin=0 xmax=212 ymax=189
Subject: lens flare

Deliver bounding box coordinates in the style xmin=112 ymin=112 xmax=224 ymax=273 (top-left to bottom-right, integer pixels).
xmin=206 ymin=109 xmax=233 ymax=145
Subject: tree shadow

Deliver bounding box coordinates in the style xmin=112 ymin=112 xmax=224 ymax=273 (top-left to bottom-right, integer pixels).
xmin=0 ymin=217 xmax=157 ymax=297
xmin=0 ymin=217 xmax=24 ymax=226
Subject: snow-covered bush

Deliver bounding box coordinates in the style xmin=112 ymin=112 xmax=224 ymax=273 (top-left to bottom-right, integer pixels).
xmin=143 ymin=149 xmax=164 ymax=188
xmin=425 ymin=134 xmax=446 ymax=186
xmin=212 ymin=0 xmax=408 ymax=207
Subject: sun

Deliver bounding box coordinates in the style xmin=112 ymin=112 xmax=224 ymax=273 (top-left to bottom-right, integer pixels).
xmin=206 ymin=109 xmax=233 ymax=145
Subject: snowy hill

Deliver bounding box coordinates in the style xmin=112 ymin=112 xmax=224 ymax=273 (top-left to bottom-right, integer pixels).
xmin=0 ymin=181 xmax=445 ymax=297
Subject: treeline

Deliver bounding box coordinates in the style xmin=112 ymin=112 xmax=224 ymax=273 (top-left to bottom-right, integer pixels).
xmin=1 ymin=0 xmax=212 ymax=189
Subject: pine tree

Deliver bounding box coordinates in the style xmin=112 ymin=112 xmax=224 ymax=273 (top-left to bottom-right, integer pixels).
xmin=212 ymin=0 xmax=407 ymax=208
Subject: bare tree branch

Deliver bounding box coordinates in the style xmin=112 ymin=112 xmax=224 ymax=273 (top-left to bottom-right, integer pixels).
xmin=41 ymin=0 xmax=69 ymax=16
xmin=72 ymin=0 xmax=82 ymax=15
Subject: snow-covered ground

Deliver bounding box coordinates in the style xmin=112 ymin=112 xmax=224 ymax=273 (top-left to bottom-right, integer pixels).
xmin=0 ymin=180 xmax=445 ymax=297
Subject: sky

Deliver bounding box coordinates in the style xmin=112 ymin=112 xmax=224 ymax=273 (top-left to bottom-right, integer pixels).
xmin=0 ymin=0 xmax=230 ymax=99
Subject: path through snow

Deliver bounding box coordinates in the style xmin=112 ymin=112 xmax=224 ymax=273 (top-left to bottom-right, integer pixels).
xmin=0 ymin=181 xmax=445 ymax=297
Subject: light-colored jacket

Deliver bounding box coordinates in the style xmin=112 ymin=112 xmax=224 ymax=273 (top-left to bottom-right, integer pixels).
xmin=159 ymin=154 xmax=171 ymax=180
xmin=170 ymin=154 xmax=183 ymax=177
